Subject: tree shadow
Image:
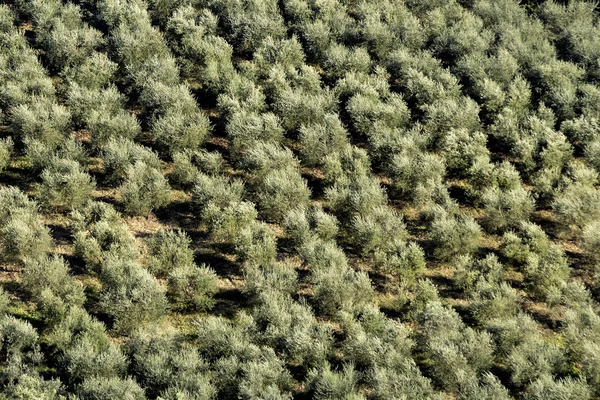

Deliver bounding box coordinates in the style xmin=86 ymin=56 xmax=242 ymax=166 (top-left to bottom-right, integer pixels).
xmin=198 ymin=248 xmax=243 ymax=279
xmin=211 ymin=288 xmax=248 ymax=319
xmin=47 ymin=223 xmax=72 ymax=246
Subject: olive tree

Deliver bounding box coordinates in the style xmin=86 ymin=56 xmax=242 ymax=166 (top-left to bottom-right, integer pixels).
xmin=99 ymin=256 xmax=167 ymax=334
xmin=299 ymin=113 xmax=349 ymax=166
xmin=78 ymin=377 xmax=146 ymax=400
xmin=0 ymin=187 xmax=52 ymax=262
xmin=147 ymin=229 xmax=195 ymax=277
xmin=72 ymin=201 xmax=138 ymax=272
xmin=38 ymin=158 xmax=95 ymax=211
xmin=9 ymin=97 xmax=71 ymax=147
xmin=428 ymin=207 xmax=482 ymax=260
xmin=21 ymin=255 xmax=85 ymax=320
xmin=168 ymin=264 xmax=218 ymax=311
xmin=119 ymin=161 xmax=171 ymax=216
xmin=481 ymin=186 xmax=535 ymax=232
xmin=101 ymin=138 xmax=161 ymax=184
xmin=0 ymin=136 xmax=13 ymax=172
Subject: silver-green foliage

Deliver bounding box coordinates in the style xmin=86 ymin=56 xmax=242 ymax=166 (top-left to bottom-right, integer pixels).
xmin=38 ymin=158 xmax=95 ymax=211
xmin=0 ymin=187 xmax=52 ymax=263
xmin=99 ymin=256 xmax=167 ymax=334
xmin=0 ymin=136 xmax=13 ymax=172
xmin=120 ymin=161 xmax=171 ymax=216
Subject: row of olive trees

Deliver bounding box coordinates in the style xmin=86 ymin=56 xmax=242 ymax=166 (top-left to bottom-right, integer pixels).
xmin=0 ymin=186 xmax=145 ymax=399
xmin=281 ymin=205 xmax=440 ymax=398
xmin=5 ymin=0 xmax=171 ymax=217
xmin=85 ymin=0 xmax=210 ymax=156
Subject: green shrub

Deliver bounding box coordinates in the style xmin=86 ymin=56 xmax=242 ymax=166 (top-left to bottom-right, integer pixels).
xmin=217 ymin=75 xmax=266 ymax=117
xmin=171 ymin=150 xmax=224 ymax=186
xmin=120 ymin=161 xmax=171 ymax=216
xmin=454 ymin=254 xmax=506 ymax=293
xmin=78 ymin=377 xmax=146 ymax=400
xmin=506 ymin=337 xmax=564 ymax=388
xmin=60 ymin=335 xmax=128 ymax=384
xmin=43 ymin=306 xmax=125 ymax=380
xmin=241 ymin=142 xmax=299 ymax=181
xmin=213 ymin=0 xmax=286 ymax=54
xmin=323 ymin=43 xmax=371 ymax=80
xmin=195 ymin=315 xmax=254 ymax=361
xmin=139 ymin=82 xmax=209 ymax=154
xmin=195 ymin=316 xmax=292 ymax=397
xmin=339 ymin=304 xmax=413 ymax=369
xmin=326 ymin=173 xmax=386 ymax=218
xmin=127 ymin=327 xmax=215 ymax=399
xmin=387 ymin=146 xmax=448 ymax=208
xmin=469 ymin=281 xmax=520 ymax=324
xmin=87 ymin=109 xmax=141 ymax=147
xmin=440 ymin=129 xmax=489 ymax=178
xmin=406 ymin=279 xmax=441 ymax=321
xmin=151 ymin=110 xmax=210 ymax=155
xmin=177 ymin=25 xmax=235 ymax=93
xmin=147 ymin=229 xmax=195 ymax=277
xmin=311 ymin=207 xmax=339 ymax=243
xmin=501 ymin=222 xmax=555 ymax=264
xmin=254 ymin=168 xmax=311 ymax=223
xmin=244 ymin=263 xmax=298 ymax=300
xmin=234 ymin=221 xmax=277 ymax=268
xmin=21 ymin=255 xmax=85 ymax=319
xmin=418 ymin=302 xmax=494 ymax=392
xmin=72 ymin=201 xmax=139 ymax=272
xmin=167 ymin=264 xmax=218 ymax=311
xmin=38 ymin=158 xmax=95 ymax=211
xmin=563 ymin=307 xmax=600 ymax=391
xmin=0 ymin=136 xmax=13 ymax=172
xmin=235 ymin=350 xmax=294 ymax=400
xmin=204 ymin=200 xmax=258 ymax=243
xmin=284 ymin=206 xmax=339 ymax=248
xmin=251 ymin=290 xmax=332 ymax=368
xmin=553 ymin=181 xmax=600 ymax=232
xmin=334 ymin=68 xmax=391 ymax=100
xmin=102 ymin=138 xmax=161 ymax=184
xmin=25 ymin=134 xmax=88 ymax=173
xmin=299 ymin=114 xmax=349 ymax=166
xmin=253 ymin=36 xmax=306 ymax=75
xmin=429 ymin=208 xmax=482 ymax=260
xmin=0 ymin=287 xmax=8 ymax=316
xmin=523 ymin=253 xmax=570 ymax=302
xmin=352 ymin=206 xmax=407 ymax=252
xmin=99 ymin=256 xmax=167 ymax=334
xmin=0 ymin=205 xmax=52 ymax=263
xmin=4 ymin=373 xmax=65 ymax=400
xmin=192 ymin=173 xmax=244 ymax=213
xmin=307 ymin=363 xmax=362 ymax=400
xmin=67 ymin=84 xmax=123 ymax=128
xmin=303 ymin=239 xmax=374 ymax=316
xmin=369 ymin=362 xmax=438 ymax=400
xmin=9 ymin=97 xmax=70 ymax=146
xmin=482 ymin=186 xmax=535 ymax=231
xmin=171 ymin=151 xmax=200 ymax=186
xmin=0 ymin=315 xmax=41 ymax=382
xmin=346 ymin=92 xmax=410 ymax=136
xmin=64 ymin=52 xmax=117 ymax=90
xmin=273 ymin=87 xmax=337 ymax=131
xmin=468 ymin=159 xmax=522 ymax=203
xmin=582 ymin=221 xmax=600 ymax=263
xmin=460 ymin=372 xmax=511 ymax=400
xmin=422 ymin=96 xmax=481 ymax=139
xmin=36 ymin=17 xmax=103 ymax=72
xmin=525 ymin=375 xmax=591 ymax=400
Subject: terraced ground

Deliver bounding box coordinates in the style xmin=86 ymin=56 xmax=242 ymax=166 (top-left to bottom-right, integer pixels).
xmin=0 ymin=0 xmax=600 ymax=399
